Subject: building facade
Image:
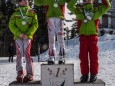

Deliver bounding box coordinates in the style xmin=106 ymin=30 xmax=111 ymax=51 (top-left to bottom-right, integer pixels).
xmin=99 ymin=0 xmax=115 ymax=30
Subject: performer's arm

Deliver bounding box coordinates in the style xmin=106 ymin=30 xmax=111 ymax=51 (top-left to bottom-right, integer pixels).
xmin=98 ymin=0 xmax=111 ymax=15
xmin=67 ymin=0 xmax=77 ymax=15
xmin=9 ymin=13 xmax=21 ymax=37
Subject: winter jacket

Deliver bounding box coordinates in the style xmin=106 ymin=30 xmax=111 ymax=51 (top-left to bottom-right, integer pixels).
xmin=9 ymin=6 xmax=38 ymax=39
xmin=34 ymin=0 xmax=76 ymax=19
xmin=67 ymin=0 xmax=111 ymax=35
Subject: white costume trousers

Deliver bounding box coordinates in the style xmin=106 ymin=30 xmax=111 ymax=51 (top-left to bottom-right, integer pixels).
xmin=47 ymin=18 xmax=66 ymax=58
xmin=15 ymin=39 xmax=33 ymax=76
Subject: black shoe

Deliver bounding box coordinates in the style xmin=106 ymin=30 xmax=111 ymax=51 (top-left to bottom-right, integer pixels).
xmin=89 ymin=74 xmax=97 ymax=83
xmin=80 ymin=75 xmax=89 ymax=83
xmin=23 ymin=75 xmax=33 ymax=83
xmin=58 ymin=58 xmax=65 ymax=64
xmin=16 ymin=75 xmax=23 ymax=83
xmin=48 ymin=60 xmax=55 ymax=65
xmin=47 ymin=57 xmax=55 ymax=65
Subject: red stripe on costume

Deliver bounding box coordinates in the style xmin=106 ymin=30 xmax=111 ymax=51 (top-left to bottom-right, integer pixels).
xmin=25 ymin=40 xmax=31 ymax=55
xmin=16 ymin=43 xmax=21 ymax=58
xmin=60 ymin=5 xmax=65 ymax=17
xmin=94 ymin=19 xmax=100 ymax=33
xmin=47 ymin=19 xmax=54 ymax=31
xmin=48 ymin=48 xmax=55 ymax=56
xmin=102 ymin=0 xmax=108 ymax=8
xmin=45 ymin=5 xmax=49 ymax=13
xmin=24 ymin=40 xmax=33 ymax=75
xmin=48 ymin=49 xmax=50 ymax=56
xmin=77 ymin=19 xmax=82 ymax=33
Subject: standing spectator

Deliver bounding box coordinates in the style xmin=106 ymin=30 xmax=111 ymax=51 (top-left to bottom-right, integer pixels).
xmin=8 ymin=43 xmax=15 ymax=62
xmin=68 ymin=0 xmax=111 ymax=83
xmin=9 ymin=0 xmax=38 ymax=83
